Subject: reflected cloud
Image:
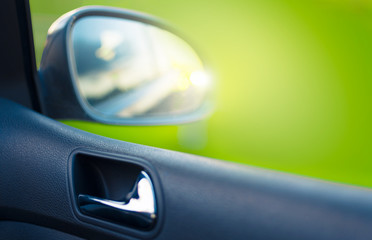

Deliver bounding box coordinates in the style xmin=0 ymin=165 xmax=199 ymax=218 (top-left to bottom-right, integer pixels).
xmin=95 ymin=31 xmax=124 ymax=61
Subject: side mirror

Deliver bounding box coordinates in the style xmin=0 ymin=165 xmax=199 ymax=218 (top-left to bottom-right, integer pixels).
xmin=39 ymin=6 xmax=213 ymax=125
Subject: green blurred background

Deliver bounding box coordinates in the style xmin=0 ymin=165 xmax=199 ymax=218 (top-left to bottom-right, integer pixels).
xmin=30 ymin=0 xmax=372 ymax=187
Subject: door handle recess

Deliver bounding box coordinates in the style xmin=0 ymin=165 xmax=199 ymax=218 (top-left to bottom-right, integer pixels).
xmin=78 ymin=171 xmax=157 ymax=229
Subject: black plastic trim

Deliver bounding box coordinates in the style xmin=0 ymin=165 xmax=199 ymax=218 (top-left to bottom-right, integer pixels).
xmin=14 ymin=0 xmax=41 ymax=112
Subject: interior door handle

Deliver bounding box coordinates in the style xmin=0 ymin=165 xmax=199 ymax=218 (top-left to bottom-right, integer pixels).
xmin=78 ymin=171 xmax=157 ymax=229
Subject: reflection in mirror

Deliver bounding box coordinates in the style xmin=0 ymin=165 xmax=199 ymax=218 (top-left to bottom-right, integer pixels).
xmin=70 ymin=16 xmax=212 ymax=122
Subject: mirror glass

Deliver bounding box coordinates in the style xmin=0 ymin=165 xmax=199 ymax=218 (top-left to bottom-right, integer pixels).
xmin=70 ymin=16 xmax=212 ymax=122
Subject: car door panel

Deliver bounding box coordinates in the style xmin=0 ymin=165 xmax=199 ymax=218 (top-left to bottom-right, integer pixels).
xmin=0 ymin=221 xmax=84 ymax=240
xmin=1 ymin=98 xmax=372 ymax=240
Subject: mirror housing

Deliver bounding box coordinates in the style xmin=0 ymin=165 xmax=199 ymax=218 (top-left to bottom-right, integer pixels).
xmin=39 ymin=6 xmax=213 ymax=125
